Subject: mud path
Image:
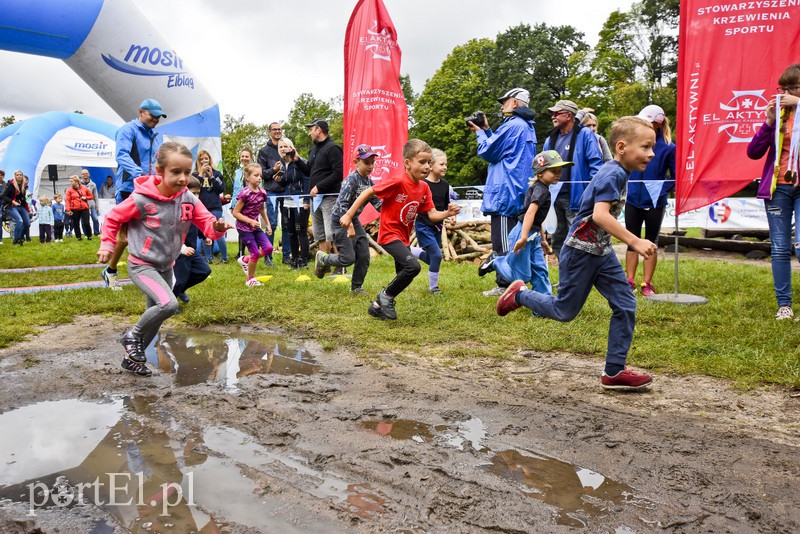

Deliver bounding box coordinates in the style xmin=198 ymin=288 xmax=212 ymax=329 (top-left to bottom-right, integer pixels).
xmin=0 ymin=317 xmax=798 ymax=533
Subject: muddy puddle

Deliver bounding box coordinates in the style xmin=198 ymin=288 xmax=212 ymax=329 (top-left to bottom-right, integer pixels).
xmin=361 ymin=416 xmax=651 ymax=529
xmin=143 ymin=330 xmax=319 ymax=389
xmin=0 ymin=395 xmax=378 ymax=532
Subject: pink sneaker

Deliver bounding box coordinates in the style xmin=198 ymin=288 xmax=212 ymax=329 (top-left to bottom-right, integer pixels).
xmin=628 ymin=279 xmax=637 ymax=293
xmin=237 ymin=256 xmax=250 ymax=275
xmin=641 ymin=282 xmax=656 ymax=297
xmin=245 ymin=277 xmax=262 ymax=287
xmin=496 ymin=280 xmax=526 ymax=317
xmin=601 ymin=367 xmax=653 ymax=391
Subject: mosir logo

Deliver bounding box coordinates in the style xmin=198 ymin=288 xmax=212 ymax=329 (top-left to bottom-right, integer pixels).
xmin=399 ymin=200 xmax=420 ymax=227
xmin=102 ymin=44 xmax=195 ymax=89
xmin=66 ymin=141 xmax=113 ymax=157
xmin=702 ymin=90 xmax=768 ymax=144
xmin=360 ymin=21 xmax=396 ymax=61
xmin=708 ymin=200 xmax=732 ymax=224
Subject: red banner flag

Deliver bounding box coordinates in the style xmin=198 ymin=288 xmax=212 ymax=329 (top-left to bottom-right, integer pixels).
xmin=676 ymin=1 xmax=800 ymax=214
xmin=344 ymin=0 xmax=408 ymax=196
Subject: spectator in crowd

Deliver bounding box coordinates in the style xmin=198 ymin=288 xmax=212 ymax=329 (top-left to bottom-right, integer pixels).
xmin=0 ymin=169 xmax=5 ymax=243
xmin=193 ymin=149 xmax=228 ymax=264
xmin=1 ymin=170 xmax=31 ymax=245
xmin=38 ymin=195 xmax=53 ymax=243
xmin=65 ymin=174 xmax=93 ymax=240
xmin=470 ymin=87 xmax=537 ymax=297
xmin=577 ymin=110 xmax=613 ymax=162
xmin=277 ymin=137 xmax=311 ymax=268
xmin=295 ymin=118 xmax=343 ymax=256
xmin=99 ymin=175 xmax=116 ymax=199
xmin=257 ymin=122 xmax=289 ymax=265
xmin=52 ymin=193 xmax=66 ymax=242
xmin=543 ymin=99 xmax=604 ymax=258
xmin=80 ymin=169 xmax=101 ymax=235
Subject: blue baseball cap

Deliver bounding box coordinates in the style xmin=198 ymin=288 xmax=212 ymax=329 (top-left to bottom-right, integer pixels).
xmin=140 ymin=98 xmax=167 ymax=118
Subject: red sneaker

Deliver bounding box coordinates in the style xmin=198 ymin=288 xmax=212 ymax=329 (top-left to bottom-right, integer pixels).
xmin=601 ymin=367 xmax=653 ymax=391
xmin=641 ymin=282 xmax=656 ymax=297
xmin=496 ymin=280 xmax=526 ymax=316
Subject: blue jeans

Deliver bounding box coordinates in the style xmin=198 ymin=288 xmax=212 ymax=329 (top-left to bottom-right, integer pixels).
xmin=517 ymin=246 xmax=636 ymax=368
xmin=8 ymin=206 xmax=30 ymax=242
xmin=765 ymin=184 xmax=800 ymax=307
xmin=89 ymin=205 xmax=101 ymax=235
xmin=202 ymin=208 xmax=228 ymax=262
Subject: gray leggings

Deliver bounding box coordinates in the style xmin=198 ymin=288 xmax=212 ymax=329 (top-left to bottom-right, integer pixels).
xmin=128 ymin=263 xmax=179 ymax=347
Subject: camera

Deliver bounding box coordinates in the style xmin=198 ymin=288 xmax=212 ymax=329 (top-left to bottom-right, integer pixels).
xmin=287 ymin=149 xmax=296 ymax=157
xmin=465 ymin=111 xmax=487 ymax=128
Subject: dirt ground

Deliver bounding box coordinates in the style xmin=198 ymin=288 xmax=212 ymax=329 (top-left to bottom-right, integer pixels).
xmin=0 ymin=297 xmax=798 ymax=534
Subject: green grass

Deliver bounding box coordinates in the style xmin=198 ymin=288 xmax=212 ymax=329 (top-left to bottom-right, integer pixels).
xmin=1 ymin=236 xmax=799 ymax=389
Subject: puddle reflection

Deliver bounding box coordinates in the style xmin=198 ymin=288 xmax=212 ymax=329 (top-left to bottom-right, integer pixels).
xmin=142 ymin=330 xmax=319 ymax=389
xmin=361 ymin=417 xmax=487 ymax=450
xmin=484 ymin=449 xmax=635 ymax=528
xmin=0 ymin=397 xmax=349 ymax=532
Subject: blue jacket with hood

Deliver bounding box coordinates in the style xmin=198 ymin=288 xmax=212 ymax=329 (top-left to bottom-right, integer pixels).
xmin=477 ymin=107 xmax=537 ymax=218
xmin=627 ymin=129 xmax=676 ymax=209
xmin=542 ymin=123 xmax=603 ymax=211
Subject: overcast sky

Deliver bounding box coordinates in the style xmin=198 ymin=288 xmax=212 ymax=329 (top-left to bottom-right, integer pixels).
xmin=0 ymin=0 xmax=635 ymax=127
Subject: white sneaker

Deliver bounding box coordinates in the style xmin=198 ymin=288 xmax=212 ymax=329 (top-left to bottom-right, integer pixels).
xmin=101 ymin=267 xmax=123 ymax=291
xmin=776 ymin=306 xmax=794 ymax=320
xmin=237 ymin=256 xmax=249 ymax=275
xmin=246 ymin=277 xmax=262 ymax=287
xmin=482 ymin=286 xmax=505 ymax=297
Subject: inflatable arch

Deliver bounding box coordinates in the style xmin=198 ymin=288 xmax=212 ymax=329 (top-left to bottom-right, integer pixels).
xmin=0 ymin=0 xmax=220 ymax=178
xmin=0 ymin=112 xmax=118 ymax=198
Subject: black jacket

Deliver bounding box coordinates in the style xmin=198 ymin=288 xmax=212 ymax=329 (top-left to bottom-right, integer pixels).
xmin=295 ymin=136 xmax=343 ymax=195
xmin=257 ymin=140 xmax=285 ymax=193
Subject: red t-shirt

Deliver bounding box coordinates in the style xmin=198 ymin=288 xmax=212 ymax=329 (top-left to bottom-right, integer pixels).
xmin=372 ymin=173 xmax=435 ymax=245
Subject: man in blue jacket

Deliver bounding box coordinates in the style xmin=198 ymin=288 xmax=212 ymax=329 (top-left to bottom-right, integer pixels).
xmin=470 ymin=87 xmax=537 ymax=296
xmin=114 ymin=98 xmax=165 ymax=204
xmin=103 ymin=98 xmax=165 ymax=290
xmin=542 ymin=99 xmax=603 ymax=258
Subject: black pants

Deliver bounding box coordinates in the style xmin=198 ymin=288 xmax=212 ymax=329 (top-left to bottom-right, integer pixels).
xmin=38 ymin=224 xmax=52 ymax=243
xmin=383 ymin=240 xmax=421 ymax=297
xmin=325 ymin=219 xmax=370 ymax=289
xmin=281 ymin=205 xmax=310 ymax=263
xmin=71 ymin=209 xmax=92 ymax=239
xmin=54 ymin=220 xmax=64 ymax=240
xmin=173 ymin=253 xmax=212 ymax=295
xmin=624 ymin=204 xmax=665 ymax=250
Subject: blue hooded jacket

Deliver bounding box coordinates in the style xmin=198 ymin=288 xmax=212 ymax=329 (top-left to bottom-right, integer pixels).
xmin=477 ymin=107 xmax=537 ymax=217
xmin=627 ymin=129 xmax=676 ymax=209
xmin=542 ymin=124 xmax=603 ymax=211
xmin=114 ymin=118 xmax=162 ymax=202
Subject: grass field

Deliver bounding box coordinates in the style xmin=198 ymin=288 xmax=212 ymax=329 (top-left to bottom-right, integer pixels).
xmin=0 ymin=236 xmax=798 ymax=389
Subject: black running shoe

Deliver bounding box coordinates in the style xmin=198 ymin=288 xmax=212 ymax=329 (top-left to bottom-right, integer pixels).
xmin=120 ymin=331 xmax=145 ymax=361
xmin=478 ymin=252 xmax=498 ymax=277
xmin=376 ymin=289 xmax=397 ymax=320
xmin=121 ymin=358 xmax=152 ymax=376
xmin=367 ymin=301 xmax=385 ymax=319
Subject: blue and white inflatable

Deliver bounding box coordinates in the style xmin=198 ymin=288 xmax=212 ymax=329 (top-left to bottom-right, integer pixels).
xmin=0 ymin=0 xmax=220 ymax=181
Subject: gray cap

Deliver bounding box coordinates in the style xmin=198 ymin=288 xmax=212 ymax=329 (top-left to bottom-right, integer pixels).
xmin=548 ymin=99 xmax=579 ymax=115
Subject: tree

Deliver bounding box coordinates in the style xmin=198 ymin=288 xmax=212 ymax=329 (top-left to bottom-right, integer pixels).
xmin=411 ymin=38 xmax=497 ymax=185
xmin=283 ymin=92 xmax=343 ymax=158
xmin=487 ymin=24 xmax=589 ymax=142
xmin=1 ymin=115 xmax=16 ymax=128
xmin=220 ymin=114 xmax=269 ymax=187
xmin=400 ymin=73 xmax=417 ymax=128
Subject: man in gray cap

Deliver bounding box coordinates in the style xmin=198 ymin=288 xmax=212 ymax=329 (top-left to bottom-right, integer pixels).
xmin=542 ymin=99 xmax=603 ymax=258
xmin=294 ymin=118 xmax=343 ymax=255
xmin=469 ymin=87 xmax=537 ymax=296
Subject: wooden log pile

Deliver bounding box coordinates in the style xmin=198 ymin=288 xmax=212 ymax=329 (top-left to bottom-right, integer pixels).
xmin=365 ymin=221 xmax=494 ymax=262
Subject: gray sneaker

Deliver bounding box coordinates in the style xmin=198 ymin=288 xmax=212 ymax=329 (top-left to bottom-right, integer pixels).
xmin=482 ymin=286 xmax=505 ymax=297
xmin=351 ymin=287 xmax=368 ymax=295
xmin=376 ymin=289 xmax=397 ymax=320
xmin=314 ymin=250 xmax=330 ymax=279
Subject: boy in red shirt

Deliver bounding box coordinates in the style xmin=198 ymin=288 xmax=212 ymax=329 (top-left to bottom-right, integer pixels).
xmin=340 ymin=139 xmax=461 ymax=320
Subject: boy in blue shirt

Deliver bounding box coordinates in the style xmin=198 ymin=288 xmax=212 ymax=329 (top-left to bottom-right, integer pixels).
xmin=52 ymin=194 xmax=66 ymax=242
xmin=496 ymin=116 xmax=657 ymax=391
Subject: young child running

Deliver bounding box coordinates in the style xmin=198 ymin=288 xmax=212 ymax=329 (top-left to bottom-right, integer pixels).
xmin=314 ymin=144 xmax=382 ymax=294
xmin=98 ymin=142 xmax=231 ymax=376
xmin=232 ymin=162 xmax=273 ymax=286
xmin=172 ymin=177 xmax=213 ymax=304
xmin=411 ymin=148 xmax=452 ymax=295
xmin=340 ymin=139 xmax=461 ymax=320
xmin=482 ymin=150 xmax=571 ymax=295
xmin=496 ymin=117 xmax=657 ymax=391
